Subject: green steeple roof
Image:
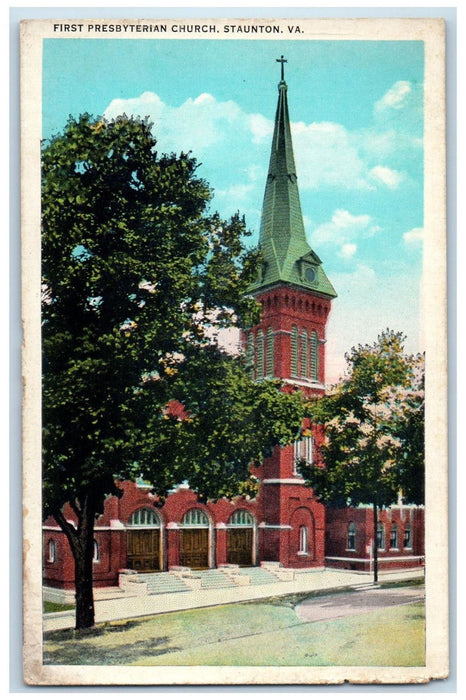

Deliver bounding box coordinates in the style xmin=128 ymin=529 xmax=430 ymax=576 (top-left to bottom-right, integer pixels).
xmin=248 ymin=67 xmax=337 ymax=299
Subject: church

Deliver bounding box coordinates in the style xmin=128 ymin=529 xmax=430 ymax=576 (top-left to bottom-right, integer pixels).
xmin=43 ymin=60 xmax=424 ymax=593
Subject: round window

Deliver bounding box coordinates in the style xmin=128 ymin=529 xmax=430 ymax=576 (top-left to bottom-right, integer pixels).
xmin=305 ymin=267 xmax=316 ymax=283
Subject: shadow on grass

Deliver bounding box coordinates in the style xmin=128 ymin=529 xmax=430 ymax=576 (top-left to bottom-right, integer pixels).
xmin=44 ymin=634 xmax=181 ymax=666
xmin=45 ymin=618 xmax=148 ymax=643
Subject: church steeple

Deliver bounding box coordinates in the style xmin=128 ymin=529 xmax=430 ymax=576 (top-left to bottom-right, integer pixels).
xmin=249 ymin=59 xmax=336 ymax=299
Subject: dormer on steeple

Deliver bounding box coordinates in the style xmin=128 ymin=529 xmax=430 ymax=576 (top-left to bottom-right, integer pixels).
xmin=248 ymin=59 xmax=336 ymax=300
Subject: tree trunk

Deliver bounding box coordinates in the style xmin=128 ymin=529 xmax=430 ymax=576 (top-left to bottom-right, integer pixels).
xmin=53 ymin=491 xmax=98 ymax=629
xmin=74 ymin=542 xmax=95 ymax=629
xmin=372 ymin=501 xmax=378 ymax=584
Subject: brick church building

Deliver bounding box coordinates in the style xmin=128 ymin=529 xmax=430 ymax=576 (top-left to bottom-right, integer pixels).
xmin=43 ymin=62 xmax=424 ymax=592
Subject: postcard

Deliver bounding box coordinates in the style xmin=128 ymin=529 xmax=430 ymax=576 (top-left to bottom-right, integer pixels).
xmin=21 ymin=16 xmax=448 ymax=685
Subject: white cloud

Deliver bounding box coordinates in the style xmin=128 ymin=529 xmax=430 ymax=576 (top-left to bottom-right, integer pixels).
xmin=104 ymin=89 xmax=419 ymax=217
xmin=292 ymin=121 xmax=373 ymax=191
xmin=248 ymin=113 xmax=273 ymax=143
xmin=339 ymin=243 xmax=357 ymax=259
xmin=216 ymin=182 xmax=255 ymax=201
xmin=245 ymin=164 xmax=264 ymax=182
xmin=403 ymin=227 xmax=424 ymax=246
xmin=105 ymin=91 xmax=247 ymax=156
xmin=375 ymin=81 xmax=412 ymax=113
xmin=369 ymin=165 xmax=404 ymax=189
xmin=312 ymin=209 xmax=380 ymax=248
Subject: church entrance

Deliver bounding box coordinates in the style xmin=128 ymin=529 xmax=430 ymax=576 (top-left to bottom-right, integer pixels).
xmin=227 ymin=510 xmax=255 ymax=566
xmin=179 ymin=508 xmax=210 ymax=569
xmin=227 ymin=529 xmax=253 ymax=566
xmin=126 ymin=507 xmax=162 ymax=572
xmin=127 ymin=530 xmax=160 ymax=572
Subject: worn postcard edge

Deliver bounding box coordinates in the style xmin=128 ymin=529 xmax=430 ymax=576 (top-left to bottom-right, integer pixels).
xmin=20 ymin=16 xmax=448 ymax=686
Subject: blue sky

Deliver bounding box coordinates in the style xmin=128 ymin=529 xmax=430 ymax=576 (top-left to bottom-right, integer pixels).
xmin=43 ymin=38 xmax=424 ymax=383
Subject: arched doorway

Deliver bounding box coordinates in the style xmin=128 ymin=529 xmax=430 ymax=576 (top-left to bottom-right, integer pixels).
xmin=180 ymin=508 xmax=211 ymax=569
xmin=126 ymin=507 xmax=162 ymax=572
xmin=227 ymin=510 xmax=255 ymax=566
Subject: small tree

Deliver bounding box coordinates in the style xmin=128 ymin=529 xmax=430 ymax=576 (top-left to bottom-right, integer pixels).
xmin=301 ymin=330 xmax=424 ymax=583
xmin=42 ymin=114 xmax=303 ymax=628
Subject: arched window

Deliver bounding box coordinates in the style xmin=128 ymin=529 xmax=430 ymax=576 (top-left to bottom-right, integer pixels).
xmin=303 ymin=436 xmax=313 ymax=463
xmin=291 ymin=325 xmax=299 ymax=377
xmin=403 ymin=523 xmax=412 ymax=549
xmin=93 ymin=540 xmax=100 ymax=563
xmin=310 ymin=331 xmax=319 ymax=381
xmin=256 ymin=329 xmax=264 ymax=379
xmin=377 ymin=522 xmax=385 ymax=550
xmin=300 ymin=330 xmax=309 ymax=378
xmin=182 ymin=508 xmax=209 ymax=526
xmin=266 ymin=328 xmax=274 ymax=377
xmin=128 ymin=508 xmax=161 ymax=527
xmin=390 ymin=524 xmax=398 ymax=549
xmin=47 ymin=539 xmax=56 ymax=563
xmin=293 ymin=436 xmax=313 ymax=474
xmin=347 ymin=522 xmax=356 ymax=551
xmin=298 ymin=525 xmax=309 ymax=554
xmin=228 ymin=510 xmax=254 ymax=526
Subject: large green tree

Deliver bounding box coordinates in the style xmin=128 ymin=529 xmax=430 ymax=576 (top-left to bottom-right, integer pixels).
xmin=300 ymin=330 xmax=425 ymax=583
xmin=42 ymin=114 xmax=303 ymax=628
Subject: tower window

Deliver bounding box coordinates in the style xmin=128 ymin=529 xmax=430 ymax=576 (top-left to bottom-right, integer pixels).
xmin=300 ymin=331 xmax=309 ymax=378
xmin=266 ymin=328 xmax=274 ymax=377
xmin=310 ymin=331 xmax=319 ymax=381
xmin=256 ymin=330 xmax=264 ymax=379
xmin=291 ymin=326 xmax=299 ymax=377
xmin=246 ymin=331 xmax=254 ymax=378
xmin=347 ymin=522 xmax=356 ymax=551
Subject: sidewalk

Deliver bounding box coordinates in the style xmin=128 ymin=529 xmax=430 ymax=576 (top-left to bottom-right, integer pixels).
xmin=43 ymin=567 xmax=424 ymax=632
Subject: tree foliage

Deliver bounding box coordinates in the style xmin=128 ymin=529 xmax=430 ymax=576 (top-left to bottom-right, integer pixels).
xmin=135 ymin=344 xmax=305 ymax=502
xmin=41 ymin=114 xmax=303 ymax=627
xmin=301 ymin=330 xmax=425 ymax=508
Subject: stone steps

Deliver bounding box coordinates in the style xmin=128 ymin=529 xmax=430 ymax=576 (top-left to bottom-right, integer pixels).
xmin=197 ymin=570 xmax=238 ymax=589
xmin=137 ymin=572 xmax=191 ymax=595
xmin=133 ymin=565 xmax=289 ymax=595
xmin=240 ymin=567 xmax=281 ymax=585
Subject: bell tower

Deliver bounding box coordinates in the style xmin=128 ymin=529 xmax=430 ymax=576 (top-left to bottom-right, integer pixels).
xmin=248 ymin=58 xmax=337 ymax=568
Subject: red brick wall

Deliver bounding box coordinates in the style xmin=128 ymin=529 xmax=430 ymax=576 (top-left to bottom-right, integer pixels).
xmin=325 ymin=505 xmax=425 ymax=571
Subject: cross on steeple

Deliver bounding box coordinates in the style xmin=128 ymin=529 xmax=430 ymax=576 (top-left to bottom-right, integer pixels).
xmin=276 ymin=55 xmax=287 ymax=81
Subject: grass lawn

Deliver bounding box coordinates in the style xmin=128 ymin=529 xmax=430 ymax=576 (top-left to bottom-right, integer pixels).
xmin=43 ymin=601 xmax=75 ymax=614
xmin=44 ymin=585 xmax=425 ymax=667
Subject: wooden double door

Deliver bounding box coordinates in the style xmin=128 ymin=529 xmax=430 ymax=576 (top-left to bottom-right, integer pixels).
xmin=227 ymin=528 xmax=254 ymax=566
xmin=127 ymin=529 xmax=161 ymax=572
xmin=180 ymin=528 xmax=209 ymax=569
